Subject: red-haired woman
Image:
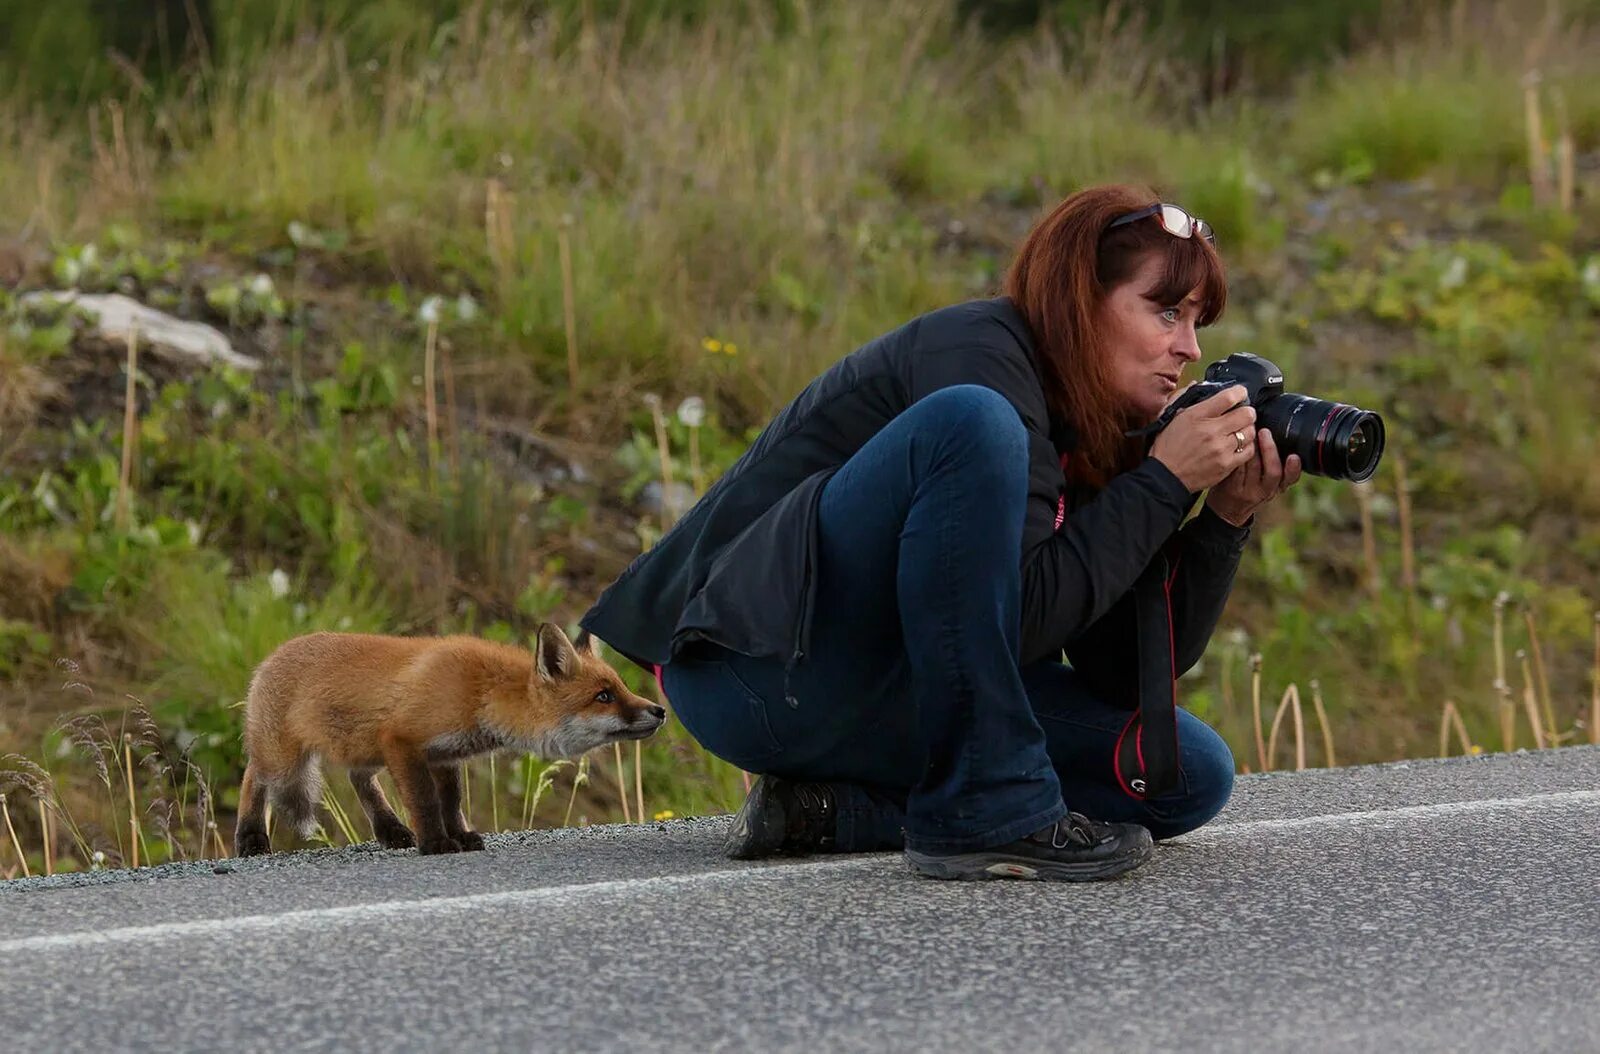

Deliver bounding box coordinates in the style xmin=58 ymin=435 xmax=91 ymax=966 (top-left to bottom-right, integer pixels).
xmin=581 ymin=184 xmax=1302 ymax=882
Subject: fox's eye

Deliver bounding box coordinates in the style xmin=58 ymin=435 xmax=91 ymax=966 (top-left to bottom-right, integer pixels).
xmin=594 ymin=690 xmax=615 ymax=704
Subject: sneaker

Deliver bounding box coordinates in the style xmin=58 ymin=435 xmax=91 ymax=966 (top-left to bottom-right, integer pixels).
xmin=904 ymin=811 xmax=1154 ymax=882
xmin=723 ymin=775 xmax=838 ymax=860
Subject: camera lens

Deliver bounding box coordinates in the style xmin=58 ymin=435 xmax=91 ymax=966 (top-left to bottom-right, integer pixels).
xmin=1339 ymin=413 xmax=1384 ymax=482
xmin=1256 ymin=394 xmax=1385 ymax=482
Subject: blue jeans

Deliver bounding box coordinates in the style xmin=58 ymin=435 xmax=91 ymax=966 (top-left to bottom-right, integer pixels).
xmin=661 ymin=385 xmax=1234 ymax=853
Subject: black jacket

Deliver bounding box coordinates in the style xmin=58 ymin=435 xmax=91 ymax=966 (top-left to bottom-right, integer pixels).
xmin=580 ymin=297 xmax=1252 ymax=794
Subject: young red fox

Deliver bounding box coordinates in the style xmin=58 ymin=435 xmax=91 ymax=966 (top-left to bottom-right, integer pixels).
xmin=235 ymin=623 xmax=664 ymax=857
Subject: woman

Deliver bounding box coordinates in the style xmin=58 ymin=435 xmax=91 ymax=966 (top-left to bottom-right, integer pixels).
xmin=579 ymin=184 xmax=1302 ymax=882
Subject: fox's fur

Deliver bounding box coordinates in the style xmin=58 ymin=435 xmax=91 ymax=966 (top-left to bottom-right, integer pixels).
xmin=234 ymin=623 xmax=663 ymax=857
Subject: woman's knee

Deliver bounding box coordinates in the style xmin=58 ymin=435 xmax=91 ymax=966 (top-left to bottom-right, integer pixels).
xmin=1149 ymin=715 xmax=1236 ymax=839
xmin=913 ymin=385 xmax=1025 ymax=453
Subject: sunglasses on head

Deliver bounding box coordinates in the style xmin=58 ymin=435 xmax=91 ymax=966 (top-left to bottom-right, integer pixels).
xmin=1106 ymin=203 xmax=1215 ymax=244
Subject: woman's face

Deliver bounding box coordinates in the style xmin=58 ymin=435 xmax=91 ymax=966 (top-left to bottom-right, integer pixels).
xmin=1099 ymin=252 xmax=1205 ymax=424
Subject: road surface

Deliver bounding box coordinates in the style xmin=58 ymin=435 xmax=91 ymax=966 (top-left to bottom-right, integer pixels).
xmin=3 ymin=746 xmax=1598 ymax=1052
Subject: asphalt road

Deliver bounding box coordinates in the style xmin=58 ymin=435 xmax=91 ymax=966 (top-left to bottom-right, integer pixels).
xmin=3 ymin=746 xmax=1599 ymax=1052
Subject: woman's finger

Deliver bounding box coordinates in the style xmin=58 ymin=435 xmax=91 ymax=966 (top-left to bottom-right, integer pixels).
xmin=1257 ymin=429 xmax=1281 ymax=492
xmin=1238 ymin=426 xmax=1262 ymax=482
xmin=1282 ymin=454 xmax=1303 ymax=490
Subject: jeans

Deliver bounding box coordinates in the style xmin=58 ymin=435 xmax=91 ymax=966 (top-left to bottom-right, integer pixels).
xmin=661 ymin=385 xmax=1234 ymax=853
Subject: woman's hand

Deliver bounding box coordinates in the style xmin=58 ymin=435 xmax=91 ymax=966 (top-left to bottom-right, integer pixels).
xmin=1149 ymin=386 xmax=1260 ymax=494
xmin=1204 ymin=427 xmax=1303 ymax=527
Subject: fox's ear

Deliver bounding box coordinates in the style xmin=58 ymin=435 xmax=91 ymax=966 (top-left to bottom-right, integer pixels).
xmin=573 ymin=628 xmax=596 ymax=655
xmin=533 ymin=623 xmax=580 ymax=683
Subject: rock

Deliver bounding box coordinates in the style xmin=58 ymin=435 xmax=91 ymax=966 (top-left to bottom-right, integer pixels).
xmin=19 ymin=291 xmax=261 ymax=372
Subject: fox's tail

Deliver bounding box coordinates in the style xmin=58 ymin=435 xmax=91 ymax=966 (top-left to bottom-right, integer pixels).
xmin=236 ymin=752 xmax=323 ymax=854
xmin=266 ymin=753 xmax=323 ymax=837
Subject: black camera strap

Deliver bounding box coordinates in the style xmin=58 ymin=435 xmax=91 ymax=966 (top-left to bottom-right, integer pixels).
xmin=1113 ymin=550 xmax=1183 ymax=800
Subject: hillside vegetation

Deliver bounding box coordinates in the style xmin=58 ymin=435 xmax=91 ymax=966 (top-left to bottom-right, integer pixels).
xmin=1 ymin=0 xmax=1598 ymax=873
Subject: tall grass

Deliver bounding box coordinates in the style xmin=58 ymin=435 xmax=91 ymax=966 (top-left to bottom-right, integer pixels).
xmin=12 ymin=0 xmax=1593 ymax=409
xmin=1284 ymin=5 xmax=1600 ymax=185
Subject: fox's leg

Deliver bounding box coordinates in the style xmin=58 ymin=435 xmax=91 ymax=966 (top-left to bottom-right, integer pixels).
xmin=349 ymin=768 xmax=416 ymax=850
xmin=380 ymin=735 xmax=460 ymax=855
xmin=234 ymin=762 xmax=272 ymax=857
xmin=431 ymin=764 xmax=485 ymax=852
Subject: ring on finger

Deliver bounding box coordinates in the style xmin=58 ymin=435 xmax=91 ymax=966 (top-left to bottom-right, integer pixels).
xmin=1233 ymin=429 xmax=1248 ymax=453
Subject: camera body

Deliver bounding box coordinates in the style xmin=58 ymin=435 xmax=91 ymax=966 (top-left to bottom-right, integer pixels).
xmin=1133 ymin=352 xmax=1385 ymax=483
xmin=1165 ymin=352 xmax=1285 ymax=416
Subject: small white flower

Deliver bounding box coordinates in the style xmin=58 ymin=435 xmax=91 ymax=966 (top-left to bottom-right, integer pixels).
xmin=186 ymin=520 xmax=202 ymax=545
xmin=287 ymin=221 xmax=311 ymax=247
xmin=455 ymin=293 xmax=479 ymax=321
xmin=497 ymin=152 xmax=514 ymax=169
xmin=210 ymin=398 xmax=228 ymax=420
xmin=60 ymin=258 xmax=82 ymax=284
xmin=419 ymin=295 xmax=444 ymax=324
xmin=1439 ymin=256 xmax=1468 ymax=290
xmin=292 ymin=602 xmax=308 ymax=622
xmin=268 ymin=569 xmax=291 ymax=598
xmin=676 ymin=396 xmax=706 ymax=428
xmin=248 ymin=273 xmax=275 ymax=297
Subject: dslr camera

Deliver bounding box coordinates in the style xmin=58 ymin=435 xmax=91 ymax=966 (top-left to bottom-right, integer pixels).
xmin=1130 ymin=352 xmax=1385 ymax=483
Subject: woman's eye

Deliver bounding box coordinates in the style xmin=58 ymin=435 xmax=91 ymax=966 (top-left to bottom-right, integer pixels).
xmin=595 ymin=690 xmax=614 ymax=704
xmin=1161 ymin=307 xmax=1180 ymax=323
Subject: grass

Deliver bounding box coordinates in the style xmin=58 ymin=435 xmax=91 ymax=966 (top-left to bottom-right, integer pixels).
xmin=2 ymin=0 xmax=1600 ymax=874
xmin=1282 ymin=5 xmax=1600 ymax=183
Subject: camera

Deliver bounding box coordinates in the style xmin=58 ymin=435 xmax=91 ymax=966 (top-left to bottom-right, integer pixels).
xmin=1129 ymin=352 xmax=1385 ymax=483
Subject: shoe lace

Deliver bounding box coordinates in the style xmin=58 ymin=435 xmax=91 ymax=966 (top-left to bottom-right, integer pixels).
xmin=1052 ymin=812 xmax=1108 ymax=849
xmin=785 ymin=783 xmax=837 ymax=851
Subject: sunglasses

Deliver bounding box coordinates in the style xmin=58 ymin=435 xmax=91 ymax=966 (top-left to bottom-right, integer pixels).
xmin=1106 ymin=203 xmax=1215 ymax=244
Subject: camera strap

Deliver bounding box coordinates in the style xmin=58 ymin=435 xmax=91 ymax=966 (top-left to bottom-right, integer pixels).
xmin=1113 ymin=551 xmax=1183 ymax=800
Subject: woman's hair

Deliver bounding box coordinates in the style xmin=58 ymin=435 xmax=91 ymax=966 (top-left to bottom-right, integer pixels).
xmin=1003 ymin=183 xmax=1227 ymax=488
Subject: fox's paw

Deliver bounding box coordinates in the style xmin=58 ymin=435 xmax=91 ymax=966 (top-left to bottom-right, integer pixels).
xmin=376 ymin=825 xmax=417 ymax=850
xmin=418 ymin=833 xmax=464 ymax=855
xmin=456 ymin=830 xmax=486 ymax=852
xmin=235 ymin=827 xmax=270 ymax=857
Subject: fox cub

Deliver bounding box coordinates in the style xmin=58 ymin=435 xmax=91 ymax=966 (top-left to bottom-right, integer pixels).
xmin=235 ymin=623 xmax=663 ymax=857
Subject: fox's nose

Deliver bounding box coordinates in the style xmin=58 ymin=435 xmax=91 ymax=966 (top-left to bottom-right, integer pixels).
xmin=647 ymin=705 xmax=666 ymax=721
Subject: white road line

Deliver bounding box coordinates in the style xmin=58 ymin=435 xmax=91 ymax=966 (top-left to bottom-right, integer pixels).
xmin=1195 ymin=788 xmax=1600 ymax=838
xmin=0 ymin=857 xmax=888 ymax=954
xmin=5 ymin=789 xmax=1598 ymax=954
